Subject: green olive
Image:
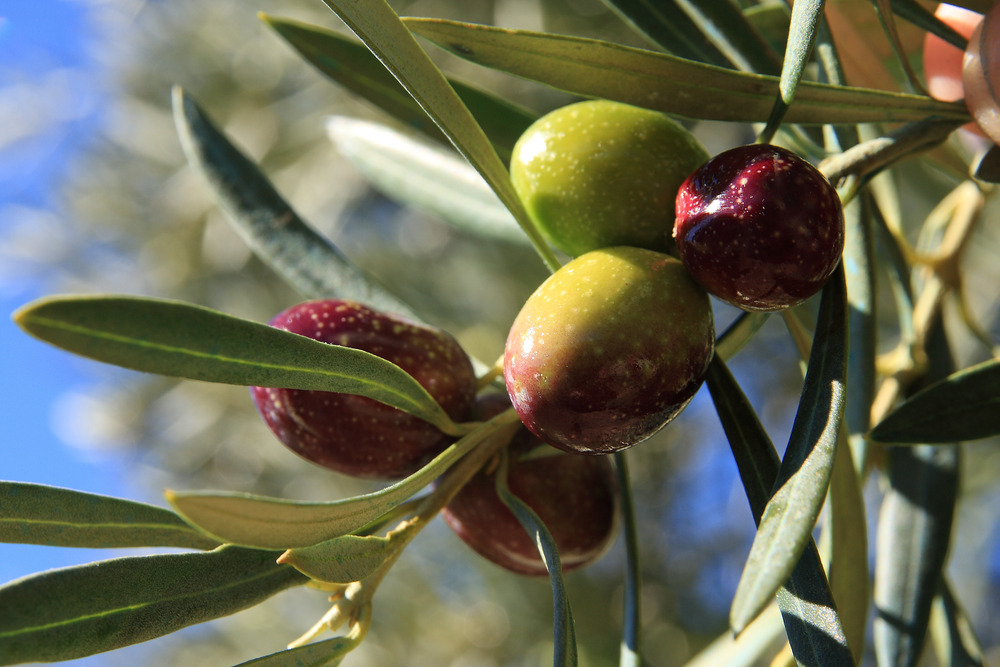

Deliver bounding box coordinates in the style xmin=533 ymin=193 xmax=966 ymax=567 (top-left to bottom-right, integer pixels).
xmin=510 ymin=100 xmax=710 ymax=257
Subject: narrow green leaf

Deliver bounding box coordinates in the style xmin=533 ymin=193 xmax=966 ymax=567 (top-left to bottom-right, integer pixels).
xmin=930 ymin=579 xmax=986 ymax=667
xmin=613 ymin=452 xmax=641 ymax=666
xmin=0 ymin=545 xmax=306 ymax=665
xmin=683 ymin=604 xmax=786 ymax=667
xmin=403 ymin=18 xmax=968 ymax=125
xmin=234 ymin=636 xmax=357 ymax=667
xmin=600 ymin=0 xmax=739 ymax=67
xmin=168 ymin=411 xmax=522 ymax=549
xmin=0 ymin=482 xmax=218 ymax=550
xmin=844 ymin=194 xmax=877 ymax=473
xmin=730 ymin=265 xmax=848 ymax=633
xmin=13 ymin=294 xmax=459 ymax=434
xmin=704 ymin=357 xmax=853 ymax=666
xmin=172 ymin=87 xmax=420 ymax=321
xmin=873 ymin=0 xmax=929 ymax=94
xmin=869 ymin=359 xmax=1000 ymax=443
xmin=715 ymin=311 xmax=771 ymax=361
xmin=318 ymin=0 xmax=561 ymax=272
xmin=874 ymin=445 xmax=960 ymax=667
xmin=495 ymin=453 xmax=578 ymax=667
xmin=874 ymin=319 xmax=961 ymax=667
xmin=759 ymin=0 xmax=825 ymax=141
xmin=261 ymin=15 xmax=536 ymax=164
xmin=890 ymin=0 xmax=970 ymax=50
xmin=326 ymin=116 xmax=527 ymax=244
xmin=673 ymin=0 xmax=784 ymax=74
xmin=825 ymin=430 xmax=870 ymax=665
xmin=279 ymin=534 xmax=397 ymax=584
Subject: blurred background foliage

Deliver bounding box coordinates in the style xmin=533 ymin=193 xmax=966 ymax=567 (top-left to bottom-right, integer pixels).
xmin=4 ymin=0 xmax=1000 ymax=665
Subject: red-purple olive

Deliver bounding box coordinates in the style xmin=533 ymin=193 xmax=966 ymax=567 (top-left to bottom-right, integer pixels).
xmin=504 ymin=246 xmax=715 ymax=454
xmin=673 ymin=144 xmax=845 ymax=312
xmin=442 ymin=395 xmax=620 ymax=576
xmin=250 ymin=300 xmax=476 ymax=480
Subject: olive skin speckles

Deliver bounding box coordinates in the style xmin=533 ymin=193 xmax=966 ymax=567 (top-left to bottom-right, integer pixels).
xmin=510 ymin=100 xmax=710 ymax=257
xmin=673 ymin=144 xmax=845 ymax=312
xmin=250 ymin=300 xmax=477 ymax=480
xmin=504 ymin=247 xmax=715 ymax=454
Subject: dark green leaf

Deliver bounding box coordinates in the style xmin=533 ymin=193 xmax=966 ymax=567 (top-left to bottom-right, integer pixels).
xmin=261 ymin=15 xmax=536 ymax=165
xmin=930 ymin=579 xmax=986 ymax=667
xmin=318 ymin=0 xmax=561 ymax=272
xmin=730 ymin=266 xmax=848 ymax=633
xmin=599 ymin=0 xmax=740 ymax=68
xmin=13 ymin=294 xmax=460 ymax=434
xmin=403 ymin=18 xmax=968 ymax=125
xmin=0 ymin=546 xmax=306 ymax=665
xmin=874 ymin=445 xmax=960 ymax=667
xmin=0 ymin=482 xmax=218 ymax=550
xmin=973 ymin=145 xmax=1000 ymax=184
xmin=715 ymin=312 xmax=771 ymax=361
xmin=890 ymin=0 xmax=969 ymax=50
xmin=869 ymin=358 xmax=1000 ymax=443
xmin=326 ymin=116 xmax=527 ymax=244
xmin=495 ymin=453 xmax=578 ymax=667
xmin=874 ymin=319 xmax=961 ymax=667
xmin=704 ymin=357 xmax=853 ymax=666
xmin=171 ymin=87 xmax=420 ymax=320
xmin=675 ymin=0 xmax=784 ymax=74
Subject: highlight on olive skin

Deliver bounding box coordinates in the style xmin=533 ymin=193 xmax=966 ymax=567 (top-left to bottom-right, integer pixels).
xmin=673 ymin=144 xmax=845 ymax=312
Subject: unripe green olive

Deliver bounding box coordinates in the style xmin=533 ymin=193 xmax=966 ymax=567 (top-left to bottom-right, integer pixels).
xmin=510 ymin=100 xmax=710 ymax=257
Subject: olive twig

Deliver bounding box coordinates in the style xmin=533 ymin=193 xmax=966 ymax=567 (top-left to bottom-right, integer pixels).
xmin=818 ymin=117 xmax=965 ymax=185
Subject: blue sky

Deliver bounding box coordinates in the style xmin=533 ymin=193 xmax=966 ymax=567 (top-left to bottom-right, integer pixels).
xmin=0 ymin=0 xmax=137 ymax=584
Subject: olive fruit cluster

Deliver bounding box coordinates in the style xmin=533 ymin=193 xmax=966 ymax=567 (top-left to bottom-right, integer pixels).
xmin=505 ymin=101 xmax=845 ymax=455
xmin=250 ymin=299 xmax=477 ymax=480
xmin=250 ymin=301 xmax=619 ymax=575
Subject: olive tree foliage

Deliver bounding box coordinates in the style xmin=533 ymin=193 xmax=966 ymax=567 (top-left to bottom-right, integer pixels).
xmin=4 ymin=0 xmax=1000 ymax=665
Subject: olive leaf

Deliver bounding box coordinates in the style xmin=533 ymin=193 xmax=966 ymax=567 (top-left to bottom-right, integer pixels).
xmin=318 ymin=0 xmax=561 ymax=272
xmin=172 ymin=86 xmax=421 ymax=321
xmin=233 ymin=636 xmax=357 ymax=667
xmin=729 ymin=265 xmax=848 ymax=633
xmin=13 ymin=294 xmax=463 ymax=435
xmin=261 ymin=14 xmax=537 ymax=165
xmin=0 ymin=546 xmax=305 ymax=665
xmin=495 ymin=453 xmax=578 ymax=667
xmin=0 ymin=482 xmax=218 ymax=550
xmin=168 ymin=411 xmax=522 ymax=549
xmin=278 ymin=533 xmax=404 ymax=584
xmin=869 ymin=358 xmax=1000 ymax=444
xmin=326 ymin=116 xmax=527 ymax=245
xmin=705 ymin=357 xmax=852 ymax=665
xmin=403 ymin=18 xmax=968 ymax=125
xmin=759 ymin=0 xmax=825 ymax=141
xmin=874 ymin=320 xmax=961 ymax=667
